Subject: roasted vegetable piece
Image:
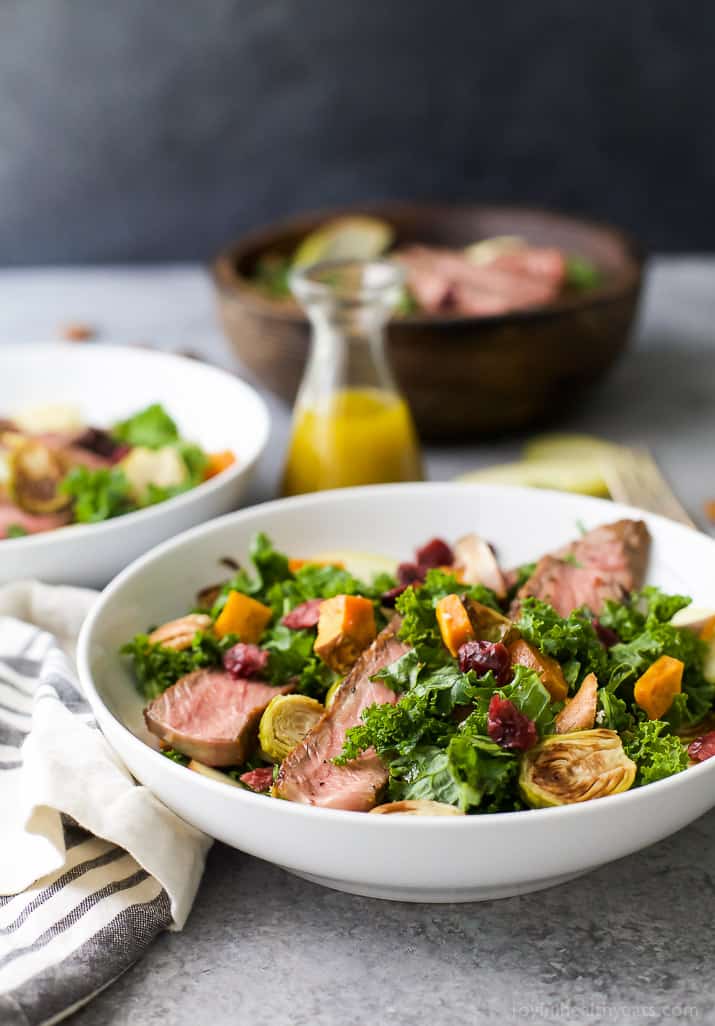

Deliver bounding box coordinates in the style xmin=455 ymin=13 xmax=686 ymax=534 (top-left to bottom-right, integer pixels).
xmin=465 ymin=599 xmax=518 ymax=644
xmin=259 ymin=694 xmax=325 ymax=762
xmin=555 ymin=672 xmax=598 ymax=733
xmin=507 ymin=638 xmax=568 ymax=702
xmin=148 ymin=614 xmax=213 ymax=651
xmin=10 ymin=441 xmax=72 ymax=514
xmin=436 ymin=594 xmax=475 ymax=657
xmin=314 ymin=594 xmax=376 ymax=673
xmin=369 ymin=800 xmax=464 ymax=816
xmin=214 ymin=590 xmax=273 ymax=642
xmin=453 ymin=533 xmax=507 ymax=598
xmin=519 ymin=729 xmax=636 ymax=808
xmin=633 ymin=655 xmax=684 ymax=720
xmin=120 ymin=445 xmax=187 ymax=502
xmin=202 ymin=450 xmax=235 ymax=480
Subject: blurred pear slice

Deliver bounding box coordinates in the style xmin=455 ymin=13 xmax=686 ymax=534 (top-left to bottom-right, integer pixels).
xmin=464 ymin=235 xmax=526 ymax=265
xmin=310 ymin=549 xmax=398 ymax=581
xmin=293 ymin=217 xmax=394 ymax=268
xmin=456 ymin=459 xmax=610 ymax=497
xmin=187 ymin=760 xmax=242 ymax=787
xmin=523 ymin=433 xmax=626 ymax=463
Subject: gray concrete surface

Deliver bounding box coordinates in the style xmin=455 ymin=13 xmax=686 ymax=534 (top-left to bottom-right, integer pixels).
xmin=1 ymin=256 xmax=714 ymax=1024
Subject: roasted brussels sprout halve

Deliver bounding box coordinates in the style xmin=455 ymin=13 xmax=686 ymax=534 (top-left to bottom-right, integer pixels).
xmin=519 ymin=729 xmax=636 ymax=809
xmin=259 ymin=694 xmax=324 ymax=762
xmin=9 ymin=441 xmax=72 ymax=514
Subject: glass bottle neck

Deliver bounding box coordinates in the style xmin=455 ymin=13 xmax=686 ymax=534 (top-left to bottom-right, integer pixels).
xmin=291 ymin=259 xmax=403 ymax=410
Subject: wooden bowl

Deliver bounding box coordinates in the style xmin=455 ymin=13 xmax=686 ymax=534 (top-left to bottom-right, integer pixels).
xmin=212 ymin=203 xmax=644 ymax=440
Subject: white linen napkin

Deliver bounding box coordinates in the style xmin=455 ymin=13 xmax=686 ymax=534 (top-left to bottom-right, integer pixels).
xmin=0 ymin=581 xmax=212 ymax=1026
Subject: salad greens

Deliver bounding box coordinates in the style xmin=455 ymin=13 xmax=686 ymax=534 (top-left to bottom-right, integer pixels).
xmin=122 ymin=531 xmax=715 ymax=813
xmin=112 ymin=403 xmax=180 ymax=449
xmin=2 ymin=402 xmax=230 ymax=540
xmin=59 ymin=466 xmax=133 ymax=524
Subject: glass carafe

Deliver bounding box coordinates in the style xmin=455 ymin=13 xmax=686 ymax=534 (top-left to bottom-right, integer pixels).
xmin=281 ymin=259 xmax=423 ymax=496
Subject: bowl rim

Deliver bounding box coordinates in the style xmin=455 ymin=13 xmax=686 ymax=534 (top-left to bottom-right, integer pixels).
xmin=76 ymin=481 xmax=715 ymax=831
xmin=0 ymin=342 xmax=271 ymax=551
xmin=212 ymin=200 xmax=645 ymax=328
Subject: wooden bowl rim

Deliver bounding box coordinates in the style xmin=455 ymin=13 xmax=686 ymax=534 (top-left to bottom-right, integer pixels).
xmin=211 ymin=201 xmax=644 ymax=327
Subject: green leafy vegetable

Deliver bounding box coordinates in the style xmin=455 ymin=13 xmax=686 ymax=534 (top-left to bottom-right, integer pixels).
xmin=252 ymin=253 xmax=292 ymax=299
xmin=445 ymin=734 xmax=520 ymax=812
xmin=112 ymin=403 xmax=179 ymax=449
xmin=388 ymin=746 xmax=460 ymax=805
xmin=596 ymin=687 xmax=634 ymax=733
xmin=6 ymin=524 xmax=28 ymax=538
xmin=623 ymin=720 xmax=688 ymax=786
xmin=59 ymin=466 xmax=133 ymax=524
xmin=515 ymin=597 xmax=608 ymax=688
xmin=500 ymin=665 xmax=555 ymax=736
xmin=565 ymin=256 xmax=603 ymax=290
xmin=162 ymin=747 xmax=189 ymax=766
xmin=605 ymin=589 xmax=712 ymax=722
xmin=262 ymin=624 xmax=336 ymax=698
xmin=396 ymin=569 xmax=499 ymax=650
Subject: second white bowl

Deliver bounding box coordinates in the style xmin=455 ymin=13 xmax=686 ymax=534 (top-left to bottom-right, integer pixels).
xmin=0 ymin=344 xmax=270 ymax=587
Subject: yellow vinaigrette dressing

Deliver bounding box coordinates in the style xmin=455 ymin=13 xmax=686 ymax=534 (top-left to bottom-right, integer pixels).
xmin=281 ymin=259 xmax=424 ymax=496
xmin=282 ymin=387 xmax=423 ymax=495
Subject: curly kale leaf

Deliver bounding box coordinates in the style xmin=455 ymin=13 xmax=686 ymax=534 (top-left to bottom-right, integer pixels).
xmin=514 ymin=597 xmax=607 ymax=687
xmin=262 ymin=624 xmax=335 ymax=698
xmin=388 ymin=736 xmax=519 ymax=812
xmin=59 ymin=466 xmax=134 ymax=523
xmin=623 ymin=720 xmax=688 ymax=786
xmin=396 ymin=569 xmax=499 ymax=649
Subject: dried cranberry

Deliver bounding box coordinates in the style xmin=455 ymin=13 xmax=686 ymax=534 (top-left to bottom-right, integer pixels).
xmin=592 ymin=619 xmax=619 ymax=649
xmin=397 ymin=562 xmax=425 ymax=586
xmin=487 ymin=694 xmax=537 ymax=751
xmin=239 ymin=766 xmax=274 ymax=792
xmin=381 ymin=583 xmax=408 ymax=607
xmin=223 ymin=642 xmax=269 ymax=680
xmin=74 ymin=427 xmax=129 ymax=463
xmin=282 ymin=598 xmax=323 ymax=629
xmin=687 ymin=731 xmax=715 ymax=763
xmin=458 ymin=640 xmax=512 ymax=685
xmin=416 ymin=537 xmax=454 ymax=568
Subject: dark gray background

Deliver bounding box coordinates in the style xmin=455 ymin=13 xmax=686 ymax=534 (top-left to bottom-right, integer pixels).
xmin=1 ymin=0 xmax=713 ymax=265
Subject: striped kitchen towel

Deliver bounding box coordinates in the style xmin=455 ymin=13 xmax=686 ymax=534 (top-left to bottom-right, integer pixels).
xmin=0 ymin=582 xmax=212 ymax=1026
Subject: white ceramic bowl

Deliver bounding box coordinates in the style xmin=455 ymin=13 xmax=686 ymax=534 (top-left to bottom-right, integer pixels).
xmin=77 ymin=483 xmax=715 ymax=902
xmin=0 ymin=344 xmax=270 ymax=587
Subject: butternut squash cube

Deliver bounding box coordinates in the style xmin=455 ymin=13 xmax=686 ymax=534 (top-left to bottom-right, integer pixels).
xmin=634 ymin=654 xmax=684 ymax=720
xmin=314 ymin=595 xmax=376 ymax=673
xmin=213 ymin=590 xmax=272 ymax=643
xmin=508 ymin=639 xmax=569 ymax=702
xmin=436 ymin=594 xmax=475 ymax=657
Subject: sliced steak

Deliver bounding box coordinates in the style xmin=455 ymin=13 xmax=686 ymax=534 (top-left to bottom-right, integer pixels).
xmin=144 ymin=670 xmax=293 ymax=766
xmin=512 ymin=519 xmax=650 ymax=618
xmin=274 ymin=617 xmax=409 ymax=811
